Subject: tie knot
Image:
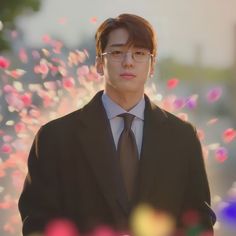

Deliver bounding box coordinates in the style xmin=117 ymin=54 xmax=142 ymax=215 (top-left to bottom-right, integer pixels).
xmin=119 ymin=113 xmax=135 ymax=130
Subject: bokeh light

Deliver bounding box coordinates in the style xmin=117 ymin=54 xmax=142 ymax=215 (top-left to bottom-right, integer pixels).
xmin=130 ymin=204 xmax=175 ymax=236
xmin=45 ymin=219 xmax=79 ymax=236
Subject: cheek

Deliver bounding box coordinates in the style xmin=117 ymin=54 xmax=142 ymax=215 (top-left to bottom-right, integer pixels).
xmin=104 ymin=61 xmax=119 ymax=75
xmin=138 ymin=64 xmax=151 ymax=76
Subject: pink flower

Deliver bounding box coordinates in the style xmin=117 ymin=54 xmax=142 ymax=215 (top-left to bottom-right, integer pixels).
xmin=63 ymin=77 xmax=75 ymax=89
xmin=15 ymin=122 xmax=26 ymax=133
xmin=77 ymin=65 xmax=89 ymax=77
xmin=49 ymin=65 xmax=59 ymax=76
xmin=1 ymin=144 xmax=12 ymax=153
xmin=0 ymin=56 xmax=10 ymax=69
xmin=32 ymin=50 xmax=40 ymax=59
xmin=207 ymin=118 xmax=218 ymax=125
xmin=21 ymin=93 xmax=32 ymax=107
xmin=5 ymin=93 xmax=25 ymax=111
xmin=19 ymin=48 xmax=28 ymax=63
xmin=34 ymin=63 xmax=49 ymax=76
xmin=42 ymin=34 xmax=52 ymax=44
xmin=52 ymin=40 xmax=63 ymax=54
xmin=173 ymin=98 xmax=185 ymax=109
xmin=167 ymin=78 xmax=179 ymax=89
xmin=207 ymin=87 xmax=222 ymax=103
xmin=5 ymin=69 xmax=26 ymax=79
xmin=90 ymin=17 xmax=98 ymax=24
xmin=45 ymin=219 xmax=78 ymax=236
xmin=3 ymin=85 xmax=17 ymax=93
xmin=0 ymin=130 xmax=5 ymax=136
xmin=44 ymin=81 xmax=58 ymax=90
xmin=215 ymin=147 xmax=228 ymax=163
xmin=223 ymin=128 xmax=236 ymax=143
xmin=3 ymin=135 xmax=13 ymax=142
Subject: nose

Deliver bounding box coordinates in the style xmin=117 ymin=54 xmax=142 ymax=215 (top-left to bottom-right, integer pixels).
xmin=122 ymin=52 xmax=134 ymax=67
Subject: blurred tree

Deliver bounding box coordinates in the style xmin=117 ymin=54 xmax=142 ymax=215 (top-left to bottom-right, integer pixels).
xmin=158 ymin=57 xmax=231 ymax=82
xmin=0 ymin=0 xmax=41 ymax=52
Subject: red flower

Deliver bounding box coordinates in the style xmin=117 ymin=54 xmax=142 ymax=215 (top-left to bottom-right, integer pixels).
xmin=0 ymin=56 xmax=10 ymax=69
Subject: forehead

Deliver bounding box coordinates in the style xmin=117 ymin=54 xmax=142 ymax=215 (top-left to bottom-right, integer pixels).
xmin=106 ymin=28 xmax=130 ymax=48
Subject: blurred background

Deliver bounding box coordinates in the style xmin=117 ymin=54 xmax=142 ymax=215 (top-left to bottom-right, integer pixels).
xmin=0 ymin=0 xmax=236 ymax=235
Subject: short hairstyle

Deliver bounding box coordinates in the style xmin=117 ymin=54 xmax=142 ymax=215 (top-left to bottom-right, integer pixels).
xmin=95 ymin=13 xmax=157 ymax=58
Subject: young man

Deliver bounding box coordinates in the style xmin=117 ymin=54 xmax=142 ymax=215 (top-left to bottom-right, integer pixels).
xmin=19 ymin=14 xmax=216 ymax=236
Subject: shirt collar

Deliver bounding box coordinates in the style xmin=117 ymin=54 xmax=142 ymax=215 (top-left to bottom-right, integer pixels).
xmin=102 ymin=91 xmax=145 ymax=120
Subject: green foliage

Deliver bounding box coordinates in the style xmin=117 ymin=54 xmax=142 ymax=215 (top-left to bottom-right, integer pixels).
xmin=0 ymin=0 xmax=41 ymax=51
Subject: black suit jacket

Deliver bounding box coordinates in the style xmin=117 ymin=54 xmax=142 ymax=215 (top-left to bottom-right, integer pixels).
xmin=18 ymin=91 xmax=216 ymax=235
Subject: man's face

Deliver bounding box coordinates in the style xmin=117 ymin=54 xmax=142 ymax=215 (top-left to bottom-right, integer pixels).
xmin=96 ymin=28 xmax=155 ymax=98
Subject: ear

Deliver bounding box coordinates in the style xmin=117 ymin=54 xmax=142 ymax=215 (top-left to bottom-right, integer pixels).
xmin=96 ymin=56 xmax=104 ymax=75
xmin=149 ymin=57 xmax=156 ymax=77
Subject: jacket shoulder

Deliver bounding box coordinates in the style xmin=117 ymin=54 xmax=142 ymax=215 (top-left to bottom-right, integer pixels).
xmin=44 ymin=109 xmax=82 ymax=128
xmin=151 ymin=102 xmax=196 ymax=133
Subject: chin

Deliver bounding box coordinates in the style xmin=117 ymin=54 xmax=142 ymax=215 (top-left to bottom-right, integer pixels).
xmin=116 ymin=85 xmax=143 ymax=95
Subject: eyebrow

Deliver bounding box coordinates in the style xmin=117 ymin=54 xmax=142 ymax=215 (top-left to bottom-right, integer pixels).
xmin=108 ymin=43 xmax=148 ymax=50
xmin=108 ymin=43 xmax=127 ymax=47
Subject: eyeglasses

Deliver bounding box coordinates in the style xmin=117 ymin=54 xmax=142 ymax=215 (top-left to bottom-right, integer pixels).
xmin=101 ymin=50 xmax=153 ymax=62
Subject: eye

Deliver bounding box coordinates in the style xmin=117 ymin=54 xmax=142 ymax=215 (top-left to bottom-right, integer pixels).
xmin=134 ymin=51 xmax=146 ymax=56
xmin=111 ymin=50 xmax=123 ymax=56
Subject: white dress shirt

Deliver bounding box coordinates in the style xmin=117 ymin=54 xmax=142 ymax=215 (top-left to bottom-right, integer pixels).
xmin=101 ymin=92 xmax=145 ymax=158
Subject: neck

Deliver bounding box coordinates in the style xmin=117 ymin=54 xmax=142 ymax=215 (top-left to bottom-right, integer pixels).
xmin=104 ymin=87 xmax=144 ymax=111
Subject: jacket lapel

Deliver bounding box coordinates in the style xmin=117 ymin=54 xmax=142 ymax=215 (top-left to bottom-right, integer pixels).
xmin=75 ymin=91 xmax=130 ymax=215
xmin=134 ymin=95 xmax=171 ymax=205
xmin=74 ymin=91 xmax=172 ymax=214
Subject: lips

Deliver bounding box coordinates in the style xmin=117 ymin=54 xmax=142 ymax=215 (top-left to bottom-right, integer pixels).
xmin=120 ymin=73 xmax=136 ymax=80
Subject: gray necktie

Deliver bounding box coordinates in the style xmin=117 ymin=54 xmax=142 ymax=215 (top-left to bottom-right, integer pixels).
xmin=118 ymin=113 xmax=139 ymax=201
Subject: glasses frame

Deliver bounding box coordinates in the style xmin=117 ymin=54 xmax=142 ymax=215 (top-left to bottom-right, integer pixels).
xmin=101 ymin=50 xmax=154 ymax=62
